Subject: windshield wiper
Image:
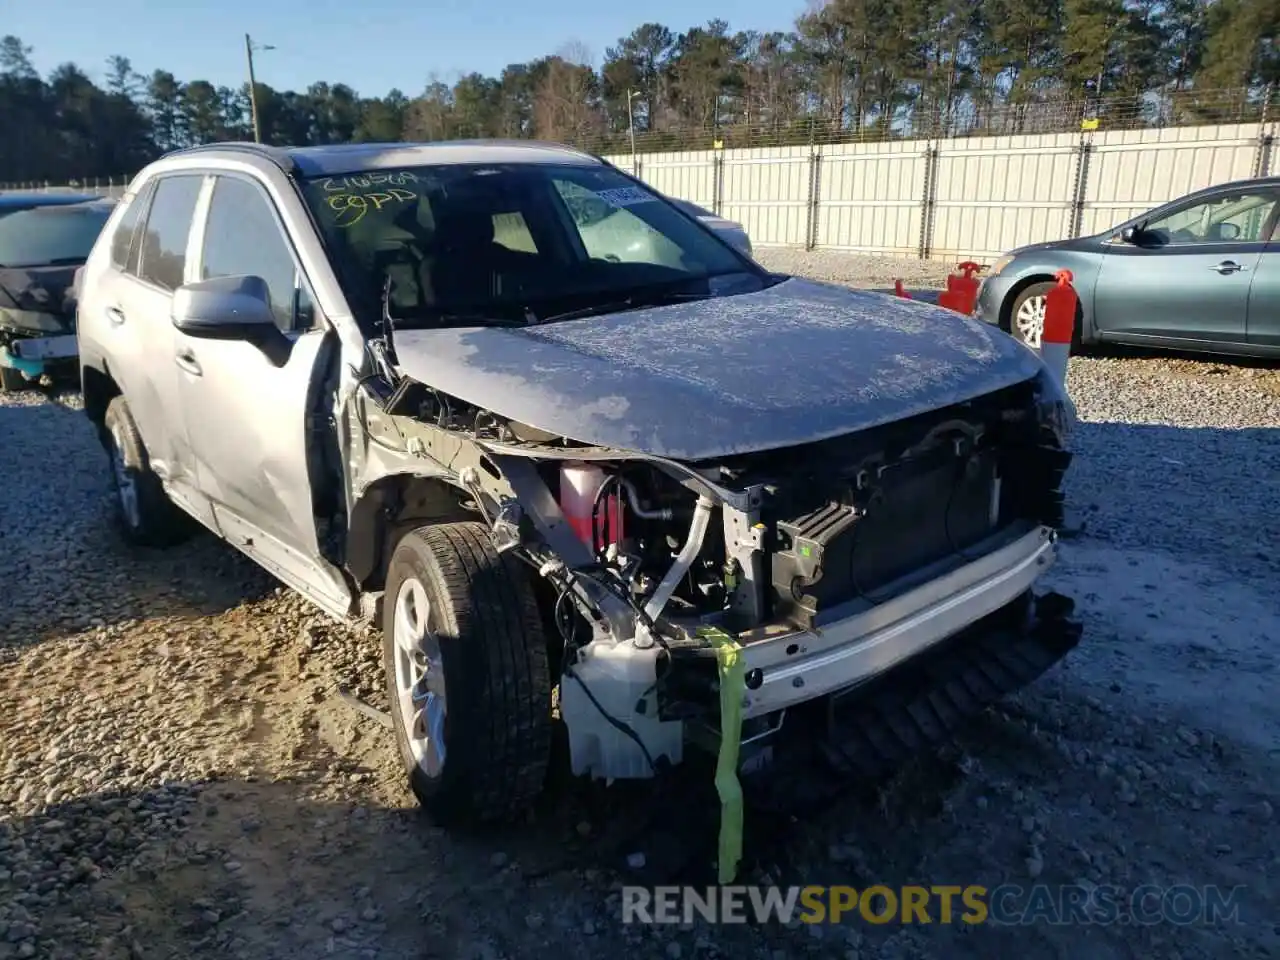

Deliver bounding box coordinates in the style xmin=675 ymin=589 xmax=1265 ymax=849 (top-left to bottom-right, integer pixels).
xmin=537 ymin=289 xmax=712 ymax=325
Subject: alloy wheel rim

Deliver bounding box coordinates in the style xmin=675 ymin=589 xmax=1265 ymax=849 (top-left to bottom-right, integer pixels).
xmin=392 ymin=576 xmax=447 ymax=776
xmin=1015 ymin=296 xmax=1047 ymax=349
xmin=109 ymin=425 xmax=141 ymax=529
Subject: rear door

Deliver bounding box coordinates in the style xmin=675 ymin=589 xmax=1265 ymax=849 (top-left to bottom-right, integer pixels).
xmin=1092 ymin=186 xmax=1277 ymax=344
xmin=93 ymin=173 xmax=212 ymax=526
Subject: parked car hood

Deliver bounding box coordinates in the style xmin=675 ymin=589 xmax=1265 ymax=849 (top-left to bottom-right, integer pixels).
xmin=1004 ymin=235 xmax=1101 ymax=259
xmin=390 ymin=276 xmax=1045 ymax=460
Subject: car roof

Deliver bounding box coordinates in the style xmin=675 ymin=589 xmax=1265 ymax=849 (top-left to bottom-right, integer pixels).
xmin=1182 ymin=175 xmax=1280 ymax=199
xmin=162 ymin=139 xmax=603 ymax=178
xmin=0 ymin=191 xmax=102 ymax=209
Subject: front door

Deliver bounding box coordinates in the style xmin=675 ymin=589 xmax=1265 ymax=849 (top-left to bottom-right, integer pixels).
xmin=174 ymin=172 xmax=351 ymax=617
xmin=1092 ymin=186 xmax=1278 ymax=344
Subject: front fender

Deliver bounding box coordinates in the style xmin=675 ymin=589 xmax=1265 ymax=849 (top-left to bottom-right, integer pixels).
xmin=998 ymin=252 xmax=1105 ymax=342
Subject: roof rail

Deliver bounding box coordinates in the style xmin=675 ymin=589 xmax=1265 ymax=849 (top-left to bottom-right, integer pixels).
xmin=161 ymin=141 xmax=300 ymax=175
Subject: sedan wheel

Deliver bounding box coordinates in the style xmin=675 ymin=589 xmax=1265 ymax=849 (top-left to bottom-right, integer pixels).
xmin=1015 ymin=295 xmax=1047 ymax=348
xmin=1007 ymin=281 xmax=1060 ymax=350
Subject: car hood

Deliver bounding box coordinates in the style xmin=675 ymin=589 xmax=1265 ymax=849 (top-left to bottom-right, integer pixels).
xmin=1004 ymin=236 xmax=1100 ymax=259
xmin=390 ymin=276 xmax=1045 ymax=460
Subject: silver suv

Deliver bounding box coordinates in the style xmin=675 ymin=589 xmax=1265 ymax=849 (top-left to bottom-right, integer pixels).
xmin=78 ymin=140 xmax=1081 ymax=827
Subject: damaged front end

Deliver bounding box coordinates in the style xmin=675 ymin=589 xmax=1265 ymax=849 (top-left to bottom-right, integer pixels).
xmin=345 ymin=356 xmax=1081 ymax=783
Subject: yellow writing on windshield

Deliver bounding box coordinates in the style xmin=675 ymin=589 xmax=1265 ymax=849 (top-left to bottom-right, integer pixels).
xmin=326 ymin=187 xmax=418 ymax=227
xmin=319 ymin=171 xmax=420 ymax=192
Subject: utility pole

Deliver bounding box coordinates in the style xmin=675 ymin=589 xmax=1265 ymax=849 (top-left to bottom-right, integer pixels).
xmin=244 ymin=33 xmax=274 ymax=143
xmin=627 ymin=89 xmax=639 ymax=174
xmin=245 ymin=34 xmax=261 ymax=143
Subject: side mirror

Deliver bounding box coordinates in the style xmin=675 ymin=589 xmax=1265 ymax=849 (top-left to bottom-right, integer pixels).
xmin=1216 ymin=221 xmax=1241 ymax=241
xmin=171 ymin=275 xmax=279 ymax=342
xmin=1119 ymin=225 xmax=1140 ymax=244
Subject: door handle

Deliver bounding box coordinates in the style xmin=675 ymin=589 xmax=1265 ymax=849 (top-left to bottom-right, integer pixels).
xmin=1210 ymin=261 xmax=1247 ymax=274
xmin=105 ymin=305 xmax=126 ymax=325
xmin=175 ymin=350 xmax=202 ymax=376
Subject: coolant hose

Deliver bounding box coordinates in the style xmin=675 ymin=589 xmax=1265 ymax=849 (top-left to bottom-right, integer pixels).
xmin=643 ymin=494 xmax=715 ymax=621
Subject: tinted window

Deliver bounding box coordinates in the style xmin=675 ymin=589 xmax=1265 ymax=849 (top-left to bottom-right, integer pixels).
xmin=0 ymin=205 xmax=113 ymax=268
xmin=110 ymin=186 xmax=151 ymax=272
xmin=201 ymin=176 xmax=304 ymax=331
xmin=137 ymin=175 xmax=202 ymax=291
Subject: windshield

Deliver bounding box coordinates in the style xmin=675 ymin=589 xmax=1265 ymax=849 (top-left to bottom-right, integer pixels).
xmin=0 ymin=205 xmax=112 ymax=268
xmin=300 ymin=162 xmax=764 ymax=328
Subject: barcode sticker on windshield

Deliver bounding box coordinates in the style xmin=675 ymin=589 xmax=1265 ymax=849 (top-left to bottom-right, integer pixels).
xmin=595 ymin=187 xmax=656 ymax=207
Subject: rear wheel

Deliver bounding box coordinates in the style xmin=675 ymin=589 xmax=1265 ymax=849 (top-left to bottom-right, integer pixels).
xmin=1008 ymin=281 xmax=1055 ymax=349
xmin=382 ymin=521 xmax=553 ymax=825
xmin=102 ymin=396 xmax=193 ymax=547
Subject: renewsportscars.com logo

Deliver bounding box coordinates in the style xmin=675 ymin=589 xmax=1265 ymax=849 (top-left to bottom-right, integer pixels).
xmin=621 ymin=884 xmax=1247 ymax=927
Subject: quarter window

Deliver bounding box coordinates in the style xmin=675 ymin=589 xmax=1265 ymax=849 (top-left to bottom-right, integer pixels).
xmin=137 ymin=175 xmax=202 ymax=291
xmin=200 ymin=176 xmax=308 ymax=332
xmin=110 ymin=182 xmax=153 ymax=274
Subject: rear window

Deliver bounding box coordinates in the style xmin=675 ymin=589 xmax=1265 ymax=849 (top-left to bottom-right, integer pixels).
xmin=0 ymin=205 xmax=113 ymax=269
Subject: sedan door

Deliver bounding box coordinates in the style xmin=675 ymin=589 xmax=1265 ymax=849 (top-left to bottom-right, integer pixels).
xmin=174 ymin=172 xmax=351 ymax=618
xmin=1092 ymin=186 xmax=1277 ymax=344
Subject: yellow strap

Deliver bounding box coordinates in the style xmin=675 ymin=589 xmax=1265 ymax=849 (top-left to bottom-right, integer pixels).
xmin=699 ymin=626 xmax=745 ymax=884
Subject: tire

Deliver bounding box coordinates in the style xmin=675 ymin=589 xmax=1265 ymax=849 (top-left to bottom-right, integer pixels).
xmin=1007 ymin=281 xmax=1055 ymax=350
xmin=0 ymin=365 xmax=28 ymax=392
xmin=382 ymin=521 xmax=553 ymax=825
xmin=102 ymin=396 xmax=193 ymax=547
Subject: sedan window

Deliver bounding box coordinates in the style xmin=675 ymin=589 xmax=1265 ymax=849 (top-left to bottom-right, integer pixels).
xmin=1139 ymin=191 xmax=1278 ymax=245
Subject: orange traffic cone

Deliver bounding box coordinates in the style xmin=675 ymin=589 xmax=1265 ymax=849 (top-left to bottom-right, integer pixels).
xmin=894 ymin=279 xmax=911 ymax=299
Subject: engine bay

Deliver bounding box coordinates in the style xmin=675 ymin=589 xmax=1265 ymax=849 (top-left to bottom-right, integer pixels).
xmin=354 ymin=364 xmax=1073 ymax=780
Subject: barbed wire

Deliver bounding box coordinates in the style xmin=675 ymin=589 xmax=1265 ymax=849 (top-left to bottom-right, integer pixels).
xmin=1 ymin=85 xmax=1273 ymax=192
xmin=567 ymin=85 xmax=1277 ymax=155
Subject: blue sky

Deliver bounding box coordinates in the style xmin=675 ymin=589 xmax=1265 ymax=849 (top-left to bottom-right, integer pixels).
xmin=11 ymin=0 xmax=803 ymax=97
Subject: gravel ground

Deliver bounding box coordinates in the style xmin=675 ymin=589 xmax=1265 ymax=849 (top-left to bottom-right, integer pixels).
xmin=3 ymin=250 xmax=1278 ymax=960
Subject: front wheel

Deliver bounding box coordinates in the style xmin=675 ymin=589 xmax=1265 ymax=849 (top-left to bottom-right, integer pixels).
xmin=382 ymin=521 xmax=553 ymax=825
xmin=1007 ymin=281 xmax=1056 ymax=349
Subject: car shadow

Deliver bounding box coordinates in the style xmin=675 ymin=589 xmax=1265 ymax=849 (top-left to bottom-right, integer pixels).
xmin=0 ymin=398 xmax=278 ymax=651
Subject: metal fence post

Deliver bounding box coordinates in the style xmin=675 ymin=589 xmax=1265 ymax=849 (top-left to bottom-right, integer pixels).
xmin=804 ymin=150 xmax=822 ymax=251
xmin=918 ymin=143 xmax=939 ymax=260
xmin=1254 ymin=83 xmax=1275 ymax=178
xmin=1069 ymin=134 xmax=1093 ymax=238
xmin=712 ymin=150 xmax=725 ymax=216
